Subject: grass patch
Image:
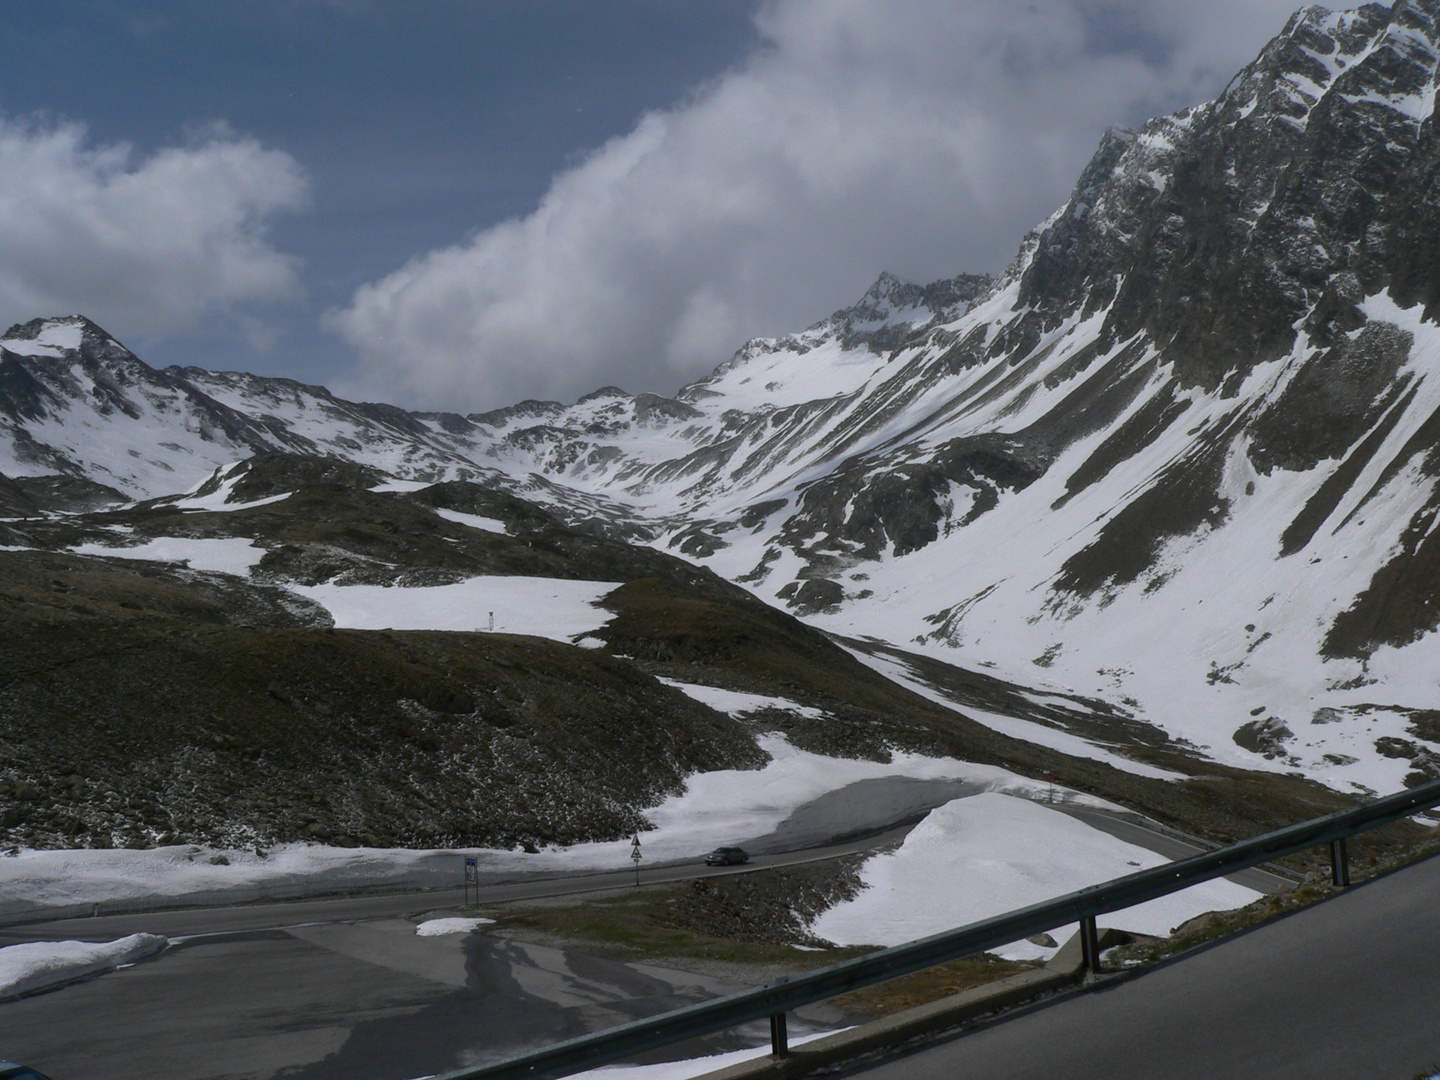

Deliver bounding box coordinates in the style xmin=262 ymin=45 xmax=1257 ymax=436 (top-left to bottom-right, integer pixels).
xmin=468 ymin=859 xmax=1039 ymax=1018
xmin=476 ymin=884 xmax=875 ymax=970
xmin=0 ymin=549 xmax=764 ymax=851
xmin=830 ymin=956 xmax=1040 ymax=1017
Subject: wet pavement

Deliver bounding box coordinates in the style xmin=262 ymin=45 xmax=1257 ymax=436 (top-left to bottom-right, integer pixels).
xmin=0 ymin=919 xmax=845 ymax=1080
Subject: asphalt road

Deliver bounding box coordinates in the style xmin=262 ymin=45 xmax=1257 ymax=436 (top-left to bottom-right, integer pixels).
xmin=844 ymin=853 xmax=1440 ymax=1080
xmin=0 ymin=917 xmax=851 ymax=1080
xmin=0 ymin=823 xmax=918 ymax=946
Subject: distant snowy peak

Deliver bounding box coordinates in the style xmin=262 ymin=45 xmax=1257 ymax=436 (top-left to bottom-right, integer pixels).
xmin=0 ymin=315 xmax=504 ymax=502
xmin=781 ymin=268 xmax=997 ymax=357
xmin=1 ymin=315 xmax=91 ymax=356
xmin=691 ymin=270 xmax=994 ymax=387
xmin=0 ymin=259 xmax=990 ymax=516
xmin=831 ymin=270 xmax=995 ymax=346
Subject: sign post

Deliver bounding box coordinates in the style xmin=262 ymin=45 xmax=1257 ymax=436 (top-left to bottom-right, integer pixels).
xmin=464 ymin=855 xmax=478 ymax=907
xmin=630 ymin=833 xmax=642 ymax=886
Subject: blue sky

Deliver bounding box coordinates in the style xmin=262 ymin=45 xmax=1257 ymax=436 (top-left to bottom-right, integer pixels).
xmin=0 ymin=0 xmax=760 ymax=387
xmin=0 ymin=0 xmax=1302 ymax=411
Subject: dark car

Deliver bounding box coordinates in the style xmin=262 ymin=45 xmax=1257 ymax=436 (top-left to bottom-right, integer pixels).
xmin=0 ymin=1064 xmax=55 ymax=1080
xmin=705 ymin=846 xmax=750 ymax=866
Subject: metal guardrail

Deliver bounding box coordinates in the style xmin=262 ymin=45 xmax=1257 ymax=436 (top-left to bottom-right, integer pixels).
xmin=437 ymin=778 xmax=1440 ymax=1080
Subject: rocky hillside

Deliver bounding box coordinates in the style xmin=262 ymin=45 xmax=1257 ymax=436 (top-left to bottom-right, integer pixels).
xmin=2 ymin=452 xmax=1392 ymax=856
xmin=0 ymin=457 xmax=770 ymax=851
xmin=4 ymin=0 xmax=1440 ymax=799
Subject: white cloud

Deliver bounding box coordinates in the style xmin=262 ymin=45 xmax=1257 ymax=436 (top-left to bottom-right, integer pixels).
xmin=0 ymin=117 xmax=307 ymax=338
xmin=330 ymin=0 xmax=1303 ymax=411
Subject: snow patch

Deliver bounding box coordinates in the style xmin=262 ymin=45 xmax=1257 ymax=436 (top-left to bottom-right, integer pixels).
xmin=847 ymin=649 xmax=1185 ymax=781
xmin=0 ymin=321 xmax=83 ymax=357
xmin=158 ymin=461 xmax=294 ymax=513
xmin=292 ymin=576 xmax=621 ymax=641
xmin=433 ymin=507 xmax=509 ymax=534
xmin=659 ymin=680 xmax=827 ymax=719
xmin=370 ymin=478 xmax=434 ymax=493
xmin=68 ymin=535 xmax=267 ymax=576
xmin=415 ymin=917 xmax=494 ymax=937
xmin=811 ymin=793 xmax=1261 ymax=960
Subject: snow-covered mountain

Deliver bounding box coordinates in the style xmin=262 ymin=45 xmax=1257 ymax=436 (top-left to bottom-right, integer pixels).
xmin=0 ymin=314 xmax=649 ymax=530
xmin=5 ymin=0 xmax=1440 ymax=795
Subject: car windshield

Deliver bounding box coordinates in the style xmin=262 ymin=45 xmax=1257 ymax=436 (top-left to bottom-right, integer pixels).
xmin=2 ymin=1069 xmax=55 ymax=1080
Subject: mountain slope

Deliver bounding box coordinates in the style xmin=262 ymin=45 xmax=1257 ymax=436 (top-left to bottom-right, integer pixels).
xmin=1 ymin=453 xmax=1397 ymax=859
xmin=5 ymin=1 xmax=1440 ymax=796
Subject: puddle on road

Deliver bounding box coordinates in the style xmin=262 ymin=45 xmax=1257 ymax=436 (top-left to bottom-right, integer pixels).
xmin=290 ymin=931 xmax=838 ymax=1079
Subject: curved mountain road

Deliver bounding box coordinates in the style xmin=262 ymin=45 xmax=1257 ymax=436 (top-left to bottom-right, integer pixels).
xmin=843 ymin=853 xmax=1440 ymax=1080
xmin=0 ymin=823 xmax=918 ymax=945
xmin=1 ymin=777 xmax=1286 ymax=945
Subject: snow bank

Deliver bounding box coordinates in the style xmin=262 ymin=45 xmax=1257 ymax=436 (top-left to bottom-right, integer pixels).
xmin=292 ymin=575 xmax=621 ymax=640
xmin=415 ymin=917 xmax=493 ymax=937
xmin=0 ymin=933 xmax=166 ymax=1000
xmin=631 ymin=734 xmax=1113 ymax=860
xmin=811 ymin=793 xmax=1261 ymax=960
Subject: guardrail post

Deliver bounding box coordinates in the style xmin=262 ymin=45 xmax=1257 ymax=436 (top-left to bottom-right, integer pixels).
xmin=1080 ymin=915 xmax=1101 ymax=974
xmin=770 ymin=1012 xmax=789 ymax=1058
xmin=1330 ymin=837 xmax=1351 ymax=887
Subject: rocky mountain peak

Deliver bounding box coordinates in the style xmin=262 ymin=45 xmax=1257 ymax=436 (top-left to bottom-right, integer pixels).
xmin=1011 ymin=0 xmax=1440 ymax=392
xmin=1 ymin=315 xmax=121 ymax=356
xmin=576 ymin=386 xmax=630 ymax=404
xmin=825 ymin=270 xmax=993 ymax=352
